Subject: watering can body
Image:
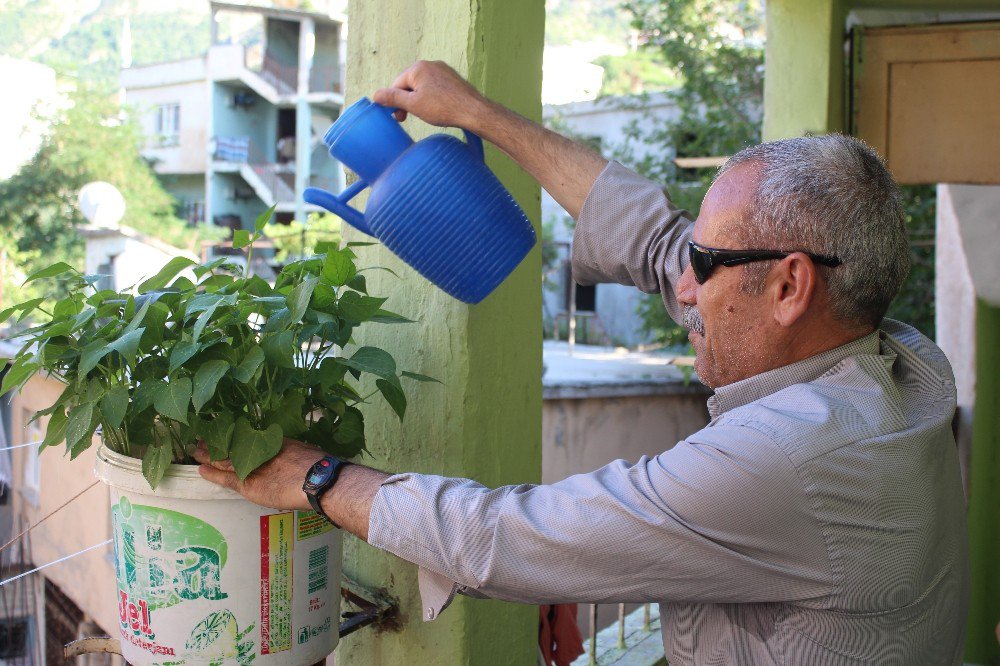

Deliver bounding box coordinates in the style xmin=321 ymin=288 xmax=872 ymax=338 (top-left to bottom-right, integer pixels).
xmin=304 ymin=97 xmax=536 ymax=304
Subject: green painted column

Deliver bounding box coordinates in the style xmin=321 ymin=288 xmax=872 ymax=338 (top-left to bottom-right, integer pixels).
xmin=762 ymin=0 xmax=845 ymax=140
xmin=334 ymin=1 xmax=544 ymax=664
xmin=966 ymin=299 xmax=1000 ymax=664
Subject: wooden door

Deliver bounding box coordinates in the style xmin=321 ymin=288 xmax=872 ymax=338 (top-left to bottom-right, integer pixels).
xmin=852 ymin=22 xmax=1000 ymax=185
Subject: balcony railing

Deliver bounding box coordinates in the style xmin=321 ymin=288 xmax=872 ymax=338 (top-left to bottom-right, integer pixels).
xmin=572 ymin=603 xmax=664 ymax=666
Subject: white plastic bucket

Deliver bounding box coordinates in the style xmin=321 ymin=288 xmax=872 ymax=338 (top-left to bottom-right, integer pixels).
xmin=94 ymin=446 xmax=341 ymax=665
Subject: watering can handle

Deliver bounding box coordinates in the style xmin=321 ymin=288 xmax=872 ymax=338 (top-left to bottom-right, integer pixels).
xmin=303 ymin=182 xmax=374 ymax=237
xmin=462 ymin=130 xmax=485 ymax=162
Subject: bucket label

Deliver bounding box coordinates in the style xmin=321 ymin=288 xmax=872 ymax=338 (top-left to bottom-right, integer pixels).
xmin=296 ymin=510 xmax=334 ymax=540
xmin=260 ymin=512 xmax=294 ymax=654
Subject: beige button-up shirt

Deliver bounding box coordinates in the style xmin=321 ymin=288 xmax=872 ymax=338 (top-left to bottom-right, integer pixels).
xmin=368 ymin=162 xmax=969 ymax=664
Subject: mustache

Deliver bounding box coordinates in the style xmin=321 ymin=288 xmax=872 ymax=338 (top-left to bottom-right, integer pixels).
xmin=682 ymin=306 xmax=705 ymax=335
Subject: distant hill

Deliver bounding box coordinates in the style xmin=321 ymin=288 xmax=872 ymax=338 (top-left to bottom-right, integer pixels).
xmin=0 ymin=0 xmax=209 ymax=88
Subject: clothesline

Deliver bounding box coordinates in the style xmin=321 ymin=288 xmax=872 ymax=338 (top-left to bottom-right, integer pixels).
xmin=0 ymin=440 xmax=43 ymax=453
xmin=0 ymin=540 xmax=112 ymax=587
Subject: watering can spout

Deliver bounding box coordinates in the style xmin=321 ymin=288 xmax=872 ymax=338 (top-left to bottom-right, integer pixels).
xmin=304 ymin=185 xmax=374 ymax=237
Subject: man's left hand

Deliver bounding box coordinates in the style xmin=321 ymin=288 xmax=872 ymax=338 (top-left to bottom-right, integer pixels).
xmin=194 ymin=439 xmax=325 ymax=511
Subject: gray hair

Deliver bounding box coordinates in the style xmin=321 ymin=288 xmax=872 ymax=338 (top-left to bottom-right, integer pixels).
xmin=715 ymin=134 xmax=909 ymax=329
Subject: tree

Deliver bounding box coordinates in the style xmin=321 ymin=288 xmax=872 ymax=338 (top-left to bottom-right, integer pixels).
xmin=0 ymin=83 xmax=221 ymax=310
xmin=614 ymin=0 xmax=764 ymax=348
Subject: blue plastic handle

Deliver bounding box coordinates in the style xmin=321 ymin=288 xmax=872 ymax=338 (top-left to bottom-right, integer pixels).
xmin=303 ymin=183 xmax=373 ymax=237
xmin=462 ymin=130 xmax=484 ymax=161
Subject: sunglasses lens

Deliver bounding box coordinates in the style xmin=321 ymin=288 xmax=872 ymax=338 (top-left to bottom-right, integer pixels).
xmin=690 ymin=246 xmax=712 ymax=284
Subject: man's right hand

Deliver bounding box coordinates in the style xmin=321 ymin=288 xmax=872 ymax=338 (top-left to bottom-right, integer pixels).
xmin=373 ymin=60 xmax=490 ymax=131
xmin=373 ymin=59 xmax=608 ymax=220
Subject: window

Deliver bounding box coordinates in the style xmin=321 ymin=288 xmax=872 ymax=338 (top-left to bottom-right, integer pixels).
xmin=0 ymin=618 xmax=29 ymax=659
xmin=156 ymin=103 xmax=181 ymax=146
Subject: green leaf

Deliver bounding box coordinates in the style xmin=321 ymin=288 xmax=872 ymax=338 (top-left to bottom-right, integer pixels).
xmin=132 ymin=381 xmax=160 ymax=412
xmin=322 ymin=250 xmax=357 ymax=287
xmin=169 ymin=340 xmax=201 ymax=372
xmin=15 ymin=298 xmax=45 ymax=323
xmin=286 ymin=277 xmax=318 ymax=321
xmin=153 ymin=377 xmax=192 ymax=424
xmin=1 ymin=358 xmax=40 ymax=394
xmin=402 ymin=370 xmax=442 ymax=384
xmin=78 ymin=338 xmax=111 ymax=376
xmin=24 ymin=261 xmax=77 ymax=284
xmin=371 ymin=309 xmax=416 ymax=324
xmin=108 ymin=328 xmax=145 ymax=366
xmin=347 ymin=274 xmax=367 ymax=293
xmin=254 ymin=205 xmax=276 ymax=233
xmin=232 ymin=346 xmax=265 ymax=383
xmin=377 ymin=378 xmax=407 ymax=419
xmin=142 ymin=442 xmax=175 ymax=490
xmin=200 ymin=412 xmax=235 ymax=460
xmin=229 ymin=418 xmax=283 ymax=480
xmin=100 ymin=384 xmax=129 ymax=428
xmin=138 ymin=257 xmax=197 ymax=292
xmin=338 ymin=292 xmax=385 ymax=322
xmin=40 ymin=407 xmax=68 ymax=452
xmin=264 ymin=391 xmax=306 ymax=437
xmin=341 ymin=346 xmax=396 ymax=379
xmin=65 ymin=402 xmax=95 ymax=451
xmin=192 ymin=360 xmax=229 ymax=411
xmin=0 ymin=305 xmax=19 ymax=324
xmin=232 ymin=229 xmax=252 ymax=249
xmin=261 ymin=330 xmax=296 ymax=368
xmin=331 ymin=406 xmax=365 ymax=457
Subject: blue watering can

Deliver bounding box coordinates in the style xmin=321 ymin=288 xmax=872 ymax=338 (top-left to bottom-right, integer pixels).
xmin=304 ymin=97 xmax=536 ymax=304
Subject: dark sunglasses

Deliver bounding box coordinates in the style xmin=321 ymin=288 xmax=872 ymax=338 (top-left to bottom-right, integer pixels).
xmin=688 ymin=240 xmax=841 ymax=285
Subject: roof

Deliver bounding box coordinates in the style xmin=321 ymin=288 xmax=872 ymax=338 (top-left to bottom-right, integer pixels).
xmin=209 ymin=1 xmax=345 ymax=26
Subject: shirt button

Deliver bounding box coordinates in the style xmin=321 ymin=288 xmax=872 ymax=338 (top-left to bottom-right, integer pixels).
xmin=426 ymin=607 xmax=435 ymax=620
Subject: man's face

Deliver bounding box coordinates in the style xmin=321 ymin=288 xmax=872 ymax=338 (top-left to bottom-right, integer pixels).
xmin=677 ymin=162 xmax=780 ymax=389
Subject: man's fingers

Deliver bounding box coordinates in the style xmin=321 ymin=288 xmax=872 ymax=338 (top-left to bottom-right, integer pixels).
xmin=373 ymin=87 xmax=413 ymax=115
xmin=198 ymin=464 xmax=239 ymax=492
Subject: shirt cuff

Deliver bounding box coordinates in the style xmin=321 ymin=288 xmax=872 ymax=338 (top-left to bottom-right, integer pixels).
xmin=368 ymin=473 xmax=470 ymax=622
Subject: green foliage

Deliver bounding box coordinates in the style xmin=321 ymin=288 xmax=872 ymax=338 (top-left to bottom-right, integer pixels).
xmin=886 ymin=185 xmax=936 ymax=338
xmin=266 ymin=213 xmax=343 ymax=264
xmin=3 ymin=212 xmax=435 ymax=489
xmin=594 ymin=51 xmax=680 ymax=97
xmin=545 ymin=0 xmax=633 ymax=47
xmin=0 ymin=85 xmax=224 ymax=315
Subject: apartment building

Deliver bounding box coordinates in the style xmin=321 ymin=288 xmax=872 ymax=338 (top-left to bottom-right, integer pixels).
xmin=120 ymin=1 xmax=347 ymax=238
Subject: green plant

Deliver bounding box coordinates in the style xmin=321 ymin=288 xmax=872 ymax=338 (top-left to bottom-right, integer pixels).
xmin=1 ymin=208 xmax=434 ymax=489
xmin=266 ymin=212 xmax=343 ymax=264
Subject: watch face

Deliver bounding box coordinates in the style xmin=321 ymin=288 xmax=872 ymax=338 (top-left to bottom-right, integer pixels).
xmin=308 ymin=458 xmax=335 ymax=486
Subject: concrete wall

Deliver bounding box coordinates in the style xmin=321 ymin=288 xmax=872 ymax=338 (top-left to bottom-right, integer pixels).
xmin=264 ymin=18 xmax=300 ymax=68
xmin=212 ymin=83 xmax=277 ymax=162
xmin=335 ymin=0 xmax=544 ymax=663
xmin=542 ymin=392 xmax=709 ymax=485
xmin=8 ymin=375 xmax=117 ymax=636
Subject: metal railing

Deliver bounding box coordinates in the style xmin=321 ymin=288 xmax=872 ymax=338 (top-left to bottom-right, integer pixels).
xmin=571 ymin=603 xmax=664 ymax=666
xmin=244 ymin=50 xmax=341 ymax=96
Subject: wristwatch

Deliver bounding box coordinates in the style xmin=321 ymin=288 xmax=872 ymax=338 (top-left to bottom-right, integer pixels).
xmin=302 ymin=455 xmax=350 ymax=528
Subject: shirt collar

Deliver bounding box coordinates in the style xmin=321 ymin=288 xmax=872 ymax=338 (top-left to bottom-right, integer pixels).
xmin=706 ymin=331 xmax=882 ymax=420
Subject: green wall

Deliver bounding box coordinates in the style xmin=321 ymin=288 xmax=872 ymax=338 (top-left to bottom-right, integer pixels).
xmin=335 ymin=0 xmax=544 ymax=663
xmin=967 ymin=300 xmax=1000 ymax=664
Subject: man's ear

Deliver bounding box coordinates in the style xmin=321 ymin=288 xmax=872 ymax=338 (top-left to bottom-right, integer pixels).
xmin=770 ymin=253 xmax=818 ymax=327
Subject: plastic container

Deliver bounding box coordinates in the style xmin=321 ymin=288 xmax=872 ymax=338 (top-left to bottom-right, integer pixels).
xmin=94 ymin=446 xmax=341 ymax=665
xmin=304 ymin=97 xmax=536 ymax=304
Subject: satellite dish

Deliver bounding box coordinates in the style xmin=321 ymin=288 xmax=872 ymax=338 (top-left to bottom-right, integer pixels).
xmin=79 ymin=181 xmax=126 ymax=229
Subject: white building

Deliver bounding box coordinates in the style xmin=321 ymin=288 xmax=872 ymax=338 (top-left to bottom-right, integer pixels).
xmin=120 ymin=1 xmax=347 ymax=239
xmin=542 ymin=92 xmax=681 ymax=347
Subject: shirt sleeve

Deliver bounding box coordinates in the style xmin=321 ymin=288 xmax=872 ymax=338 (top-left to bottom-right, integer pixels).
xmin=571 ymin=161 xmax=694 ymax=326
xmin=367 ymin=423 xmax=835 ymax=618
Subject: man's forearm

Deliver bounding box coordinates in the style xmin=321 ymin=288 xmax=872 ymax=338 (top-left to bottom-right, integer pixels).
xmin=467 ymin=99 xmax=607 ymax=219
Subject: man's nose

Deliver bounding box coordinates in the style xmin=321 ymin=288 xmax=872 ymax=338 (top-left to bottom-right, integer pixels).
xmin=677 ymin=265 xmax=698 ymax=305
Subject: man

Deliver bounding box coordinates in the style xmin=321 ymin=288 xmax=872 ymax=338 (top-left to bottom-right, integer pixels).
xmin=195 ymin=61 xmax=969 ymax=664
